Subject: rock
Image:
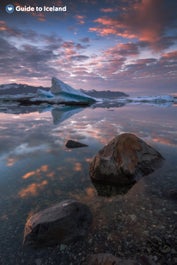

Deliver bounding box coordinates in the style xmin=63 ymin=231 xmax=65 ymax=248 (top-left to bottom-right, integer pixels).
xmin=23 ymin=200 xmax=92 ymax=247
xmin=166 ymin=189 xmax=177 ymax=200
xmin=65 ymin=140 xmax=88 ymax=148
xmin=85 ymin=253 xmax=137 ymax=265
xmin=89 ymin=133 xmax=164 ymax=186
xmin=35 ymin=258 xmax=42 ymax=265
xmin=85 ymin=253 xmax=122 ymax=265
xmin=136 ymin=255 xmax=156 ymax=265
xmin=85 ymin=254 xmax=155 ymax=265
xmin=92 ymin=182 xmax=133 ymax=196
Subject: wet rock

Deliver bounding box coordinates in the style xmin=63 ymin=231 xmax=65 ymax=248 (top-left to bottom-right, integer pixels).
xmin=35 ymin=258 xmax=42 ymax=265
xmin=166 ymin=189 xmax=177 ymax=200
xmin=65 ymin=140 xmax=88 ymax=148
xmin=136 ymin=255 xmax=156 ymax=265
xmin=89 ymin=133 xmax=164 ymax=186
xmin=85 ymin=254 xmax=155 ymax=265
xmin=92 ymin=182 xmax=133 ymax=196
xmin=23 ymin=200 xmax=92 ymax=247
xmin=85 ymin=253 xmax=123 ymax=265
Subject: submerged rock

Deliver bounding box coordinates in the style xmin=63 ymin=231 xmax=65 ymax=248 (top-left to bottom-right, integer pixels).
xmin=23 ymin=200 xmax=92 ymax=247
xmin=89 ymin=133 xmax=164 ymax=187
xmin=65 ymin=139 xmax=88 ymax=148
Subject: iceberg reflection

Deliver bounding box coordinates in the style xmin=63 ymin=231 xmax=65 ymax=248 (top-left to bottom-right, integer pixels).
xmin=51 ymin=106 xmax=84 ymax=125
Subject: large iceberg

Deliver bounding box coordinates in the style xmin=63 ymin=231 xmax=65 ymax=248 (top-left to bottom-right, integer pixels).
xmin=37 ymin=77 xmax=96 ymax=104
xmin=1 ymin=78 xmax=176 ymax=114
xmin=50 ymin=77 xmax=96 ymax=103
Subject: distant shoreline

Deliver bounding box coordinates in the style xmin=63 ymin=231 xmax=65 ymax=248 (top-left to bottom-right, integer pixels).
xmin=0 ymin=83 xmax=129 ymax=98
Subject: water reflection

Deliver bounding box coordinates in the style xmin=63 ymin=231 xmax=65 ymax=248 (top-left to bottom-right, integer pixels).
xmin=51 ymin=106 xmax=84 ymax=124
xmin=18 ymin=180 xmax=48 ymax=198
xmin=73 ymin=162 xmax=82 ymax=172
xmin=22 ymin=165 xmax=49 ymax=180
xmin=0 ymin=103 xmax=177 ymax=264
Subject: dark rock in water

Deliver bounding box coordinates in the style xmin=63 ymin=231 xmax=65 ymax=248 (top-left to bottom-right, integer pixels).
xmin=23 ymin=200 xmax=92 ymax=248
xmin=65 ymin=140 xmax=88 ymax=148
xmin=89 ymin=133 xmax=164 ymax=187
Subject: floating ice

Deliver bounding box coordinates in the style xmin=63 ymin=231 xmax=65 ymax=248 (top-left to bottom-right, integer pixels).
xmin=127 ymin=95 xmax=174 ymax=103
xmin=50 ymin=77 xmax=96 ymax=103
xmin=37 ymin=89 xmax=54 ymax=98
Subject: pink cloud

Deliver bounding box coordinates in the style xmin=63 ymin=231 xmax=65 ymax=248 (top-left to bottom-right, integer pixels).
xmin=89 ymin=0 xmax=177 ymax=51
xmin=161 ymin=50 xmax=177 ymax=60
xmin=90 ymin=26 xmax=118 ymax=36
xmin=100 ymin=8 xmax=115 ymax=13
xmin=62 ymin=41 xmax=75 ymax=49
xmin=89 ymin=17 xmax=137 ymax=38
xmin=0 ymin=21 xmax=8 ymax=31
xmin=0 ymin=20 xmax=20 ymax=36
xmin=75 ymin=15 xmax=86 ymax=24
xmin=105 ymin=43 xmax=139 ymax=57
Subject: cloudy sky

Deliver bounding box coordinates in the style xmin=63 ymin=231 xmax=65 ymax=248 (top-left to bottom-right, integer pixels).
xmin=0 ymin=0 xmax=177 ymax=95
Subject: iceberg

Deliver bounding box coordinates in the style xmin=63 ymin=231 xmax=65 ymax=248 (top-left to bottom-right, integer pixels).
xmin=50 ymin=77 xmax=96 ymax=104
xmin=127 ymin=95 xmax=174 ymax=103
xmin=0 ymin=78 xmax=176 ymax=114
xmin=123 ymin=95 xmax=175 ymax=107
xmin=34 ymin=77 xmax=96 ymax=105
xmin=37 ymin=89 xmax=54 ymax=98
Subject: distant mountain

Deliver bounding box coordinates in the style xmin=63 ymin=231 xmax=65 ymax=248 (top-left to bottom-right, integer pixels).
xmin=0 ymin=82 xmax=129 ymax=98
xmin=80 ymin=89 xmax=129 ymax=98
xmin=0 ymin=83 xmax=49 ymax=96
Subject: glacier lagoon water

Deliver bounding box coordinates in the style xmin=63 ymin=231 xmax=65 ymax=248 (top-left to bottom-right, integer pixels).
xmin=0 ymin=104 xmax=177 ymax=264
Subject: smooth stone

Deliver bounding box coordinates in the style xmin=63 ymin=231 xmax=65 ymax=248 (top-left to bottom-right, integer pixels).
xmin=23 ymin=200 xmax=92 ymax=247
xmin=90 ymin=133 xmax=164 ymax=186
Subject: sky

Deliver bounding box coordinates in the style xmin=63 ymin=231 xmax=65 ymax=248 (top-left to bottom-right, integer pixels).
xmin=0 ymin=0 xmax=177 ymax=95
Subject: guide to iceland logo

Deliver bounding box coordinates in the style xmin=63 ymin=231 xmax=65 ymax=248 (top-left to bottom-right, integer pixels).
xmin=6 ymin=4 xmax=15 ymax=14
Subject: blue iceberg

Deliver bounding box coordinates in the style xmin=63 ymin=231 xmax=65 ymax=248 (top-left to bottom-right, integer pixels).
xmin=51 ymin=77 xmax=96 ymax=103
xmin=36 ymin=77 xmax=96 ymax=104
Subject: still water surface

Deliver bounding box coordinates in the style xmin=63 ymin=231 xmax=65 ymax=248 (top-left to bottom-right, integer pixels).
xmin=0 ymin=104 xmax=177 ymax=264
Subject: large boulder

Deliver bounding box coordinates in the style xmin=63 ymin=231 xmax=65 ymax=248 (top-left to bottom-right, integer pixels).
xmin=23 ymin=200 xmax=92 ymax=247
xmin=89 ymin=133 xmax=164 ymax=186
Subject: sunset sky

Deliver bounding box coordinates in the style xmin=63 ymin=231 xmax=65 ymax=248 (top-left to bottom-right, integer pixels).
xmin=0 ymin=0 xmax=177 ymax=95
